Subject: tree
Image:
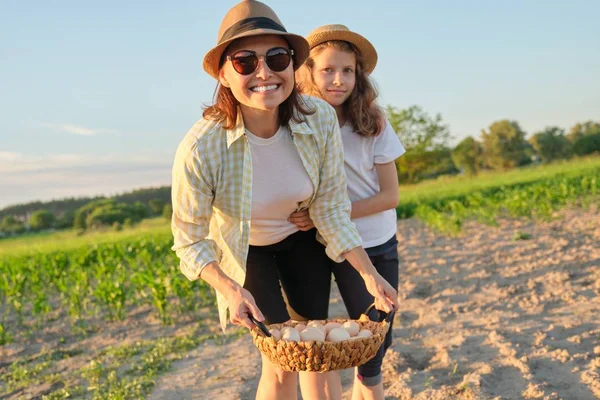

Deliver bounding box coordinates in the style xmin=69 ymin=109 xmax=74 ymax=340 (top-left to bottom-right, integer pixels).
xmin=567 ymin=121 xmax=600 ymax=143
xmin=572 ymin=133 xmax=600 ymax=156
xmin=451 ymin=136 xmax=483 ymax=176
xmin=162 ymin=204 xmax=173 ymax=220
xmin=481 ymin=120 xmax=530 ymax=170
xmin=132 ymin=201 xmax=149 ymax=220
xmin=29 ymin=209 xmax=55 ymax=231
xmin=55 ymin=210 xmax=75 ymax=229
xmin=387 ymin=105 xmax=452 ymax=182
xmin=529 ymin=126 xmax=571 ymax=162
xmin=148 ymin=199 xmax=166 ymax=215
xmin=0 ymin=215 xmax=25 ymax=235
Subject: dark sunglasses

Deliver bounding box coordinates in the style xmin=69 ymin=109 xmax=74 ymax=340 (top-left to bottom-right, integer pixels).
xmin=225 ymin=47 xmax=294 ymax=75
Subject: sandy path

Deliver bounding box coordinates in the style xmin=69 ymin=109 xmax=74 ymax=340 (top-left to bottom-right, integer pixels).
xmin=150 ymin=206 xmax=600 ymax=400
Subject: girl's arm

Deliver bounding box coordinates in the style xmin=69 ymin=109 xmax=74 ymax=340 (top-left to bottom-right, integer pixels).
xmin=350 ymin=161 xmax=399 ymax=219
xmin=307 ymin=104 xmax=398 ymax=312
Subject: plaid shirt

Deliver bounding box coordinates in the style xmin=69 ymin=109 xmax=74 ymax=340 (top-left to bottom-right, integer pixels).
xmin=171 ymin=95 xmax=361 ymax=330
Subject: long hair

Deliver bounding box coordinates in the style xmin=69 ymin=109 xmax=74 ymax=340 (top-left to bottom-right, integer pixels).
xmin=296 ymin=40 xmax=384 ymax=137
xmin=203 ymin=41 xmax=313 ymax=129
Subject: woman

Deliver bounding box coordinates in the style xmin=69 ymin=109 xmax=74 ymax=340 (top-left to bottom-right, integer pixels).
xmin=171 ymin=1 xmax=398 ymax=399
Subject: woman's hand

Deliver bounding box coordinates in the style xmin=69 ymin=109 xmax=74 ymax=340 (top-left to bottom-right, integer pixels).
xmin=224 ymin=283 xmax=265 ymax=330
xmin=288 ymin=209 xmax=315 ymax=231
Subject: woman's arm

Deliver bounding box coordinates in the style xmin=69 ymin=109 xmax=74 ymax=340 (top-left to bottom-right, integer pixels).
xmin=350 ymin=161 xmax=399 ymax=219
xmin=171 ymin=140 xmax=263 ymax=328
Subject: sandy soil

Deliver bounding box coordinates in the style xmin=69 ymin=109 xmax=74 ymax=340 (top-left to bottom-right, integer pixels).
xmin=2 ymin=206 xmax=598 ymax=400
xmin=150 ymin=206 xmax=600 ymax=400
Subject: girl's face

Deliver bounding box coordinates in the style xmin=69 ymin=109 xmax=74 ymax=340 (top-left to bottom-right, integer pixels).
xmin=310 ymin=47 xmax=356 ymax=109
xmin=219 ymin=35 xmax=295 ymax=114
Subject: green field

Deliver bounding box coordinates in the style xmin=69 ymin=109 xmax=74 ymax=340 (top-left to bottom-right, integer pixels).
xmin=397 ymin=156 xmax=599 ymax=233
xmin=0 ymin=156 xmax=598 ymax=398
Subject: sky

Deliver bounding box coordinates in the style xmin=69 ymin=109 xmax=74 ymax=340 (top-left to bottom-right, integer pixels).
xmin=1 ymin=0 xmax=599 ymax=209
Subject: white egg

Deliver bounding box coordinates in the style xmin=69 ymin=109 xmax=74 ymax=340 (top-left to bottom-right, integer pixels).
xmin=326 ymin=327 xmax=351 ymax=342
xmin=280 ymin=327 xmax=294 ymax=337
xmin=282 ymin=328 xmax=301 ymax=342
xmin=342 ymin=320 xmax=360 ymax=337
xmin=269 ymin=328 xmax=281 ymax=340
xmin=324 ymin=322 xmax=342 ymax=334
xmin=356 ymin=329 xmax=373 ymax=338
xmin=300 ymin=327 xmax=326 ymax=342
xmin=307 ymin=321 xmax=326 ymax=334
xmin=295 ymin=323 xmax=307 ymax=333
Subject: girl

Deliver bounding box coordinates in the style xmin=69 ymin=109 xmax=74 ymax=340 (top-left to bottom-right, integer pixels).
xmin=171 ymin=3 xmax=398 ymax=399
xmin=292 ymin=24 xmax=405 ymax=400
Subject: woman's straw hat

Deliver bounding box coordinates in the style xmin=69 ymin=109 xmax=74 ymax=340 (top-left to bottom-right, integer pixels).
xmin=203 ymin=0 xmax=309 ymax=79
xmin=306 ymin=24 xmax=378 ymax=73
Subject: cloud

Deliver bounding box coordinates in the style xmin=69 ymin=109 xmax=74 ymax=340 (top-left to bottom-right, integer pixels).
xmin=0 ymin=152 xmax=174 ymax=209
xmin=40 ymin=122 xmax=117 ymax=136
xmin=0 ymin=151 xmax=23 ymax=161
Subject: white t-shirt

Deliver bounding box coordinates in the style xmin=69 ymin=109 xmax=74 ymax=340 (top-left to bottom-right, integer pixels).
xmin=246 ymin=126 xmax=314 ymax=246
xmin=340 ymin=119 xmax=406 ymax=248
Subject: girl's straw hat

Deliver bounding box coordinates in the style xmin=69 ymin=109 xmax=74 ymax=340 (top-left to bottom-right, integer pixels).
xmin=306 ymin=24 xmax=378 ymax=73
xmin=203 ymin=0 xmax=309 ymax=79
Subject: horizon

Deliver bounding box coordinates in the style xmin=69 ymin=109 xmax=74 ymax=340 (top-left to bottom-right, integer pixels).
xmin=2 ymin=0 xmax=599 ymax=209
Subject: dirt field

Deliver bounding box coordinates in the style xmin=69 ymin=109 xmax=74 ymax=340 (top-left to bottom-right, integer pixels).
xmin=2 ymin=206 xmax=599 ymax=399
xmin=150 ymin=206 xmax=600 ymax=400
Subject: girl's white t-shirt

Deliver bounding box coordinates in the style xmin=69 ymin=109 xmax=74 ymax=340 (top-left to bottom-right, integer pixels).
xmin=246 ymin=126 xmax=314 ymax=246
xmin=340 ymin=119 xmax=406 ymax=248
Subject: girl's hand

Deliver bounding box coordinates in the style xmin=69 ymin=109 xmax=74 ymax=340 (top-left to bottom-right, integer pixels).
xmin=288 ymin=209 xmax=315 ymax=231
xmin=224 ymin=284 xmax=265 ymax=330
xmin=361 ymin=272 xmax=398 ymax=314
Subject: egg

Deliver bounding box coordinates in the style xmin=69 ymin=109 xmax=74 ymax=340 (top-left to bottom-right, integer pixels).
xmin=295 ymin=323 xmax=307 ymax=333
xmin=324 ymin=322 xmax=342 ymax=334
xmin=342 ymin=320 xmax=360 ymax=337
xmin=356 ymin=329 xmax=373 ymax=338
xmin=282 ymin=328 xmax=301 ymax=342
xmin=269 ymin=328 xmax=281 ymax=340
xmin=280 ymin=326 xmax=294 ymax=336
xmin=300 ymin=327 xmax=326 ymax=342
xmin=327 ymin=327 xmax=351 ymax=342
xmin=307 ymin=321 xmax=326 ymax=334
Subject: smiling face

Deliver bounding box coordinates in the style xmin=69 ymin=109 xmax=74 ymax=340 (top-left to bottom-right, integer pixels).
xmin=219 ymin=35 xmax=294 ymax=115
xmin=310 ymin=46 xmax=357 ymax=109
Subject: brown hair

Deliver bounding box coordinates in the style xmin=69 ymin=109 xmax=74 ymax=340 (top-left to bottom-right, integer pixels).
xmin=203 ymin=40 xmax=313 ymax=130
xmin=297 ymin=40 xmax=384 ymax=137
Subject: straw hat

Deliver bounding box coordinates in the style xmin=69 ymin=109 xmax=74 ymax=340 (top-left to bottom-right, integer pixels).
xmin=306 ymin=24 xmax=378 ymax=74
xmin=203 ymin=0 xmax=309 ymax=79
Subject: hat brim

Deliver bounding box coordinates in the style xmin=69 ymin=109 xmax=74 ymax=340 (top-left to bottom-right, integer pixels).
xmin=203 ymin=30 xmax=309 ymax=79
xmin=306 ymin=30 xmax=378 ymax=74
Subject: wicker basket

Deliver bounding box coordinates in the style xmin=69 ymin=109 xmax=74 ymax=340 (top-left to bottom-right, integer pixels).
xmin=249 ymin=304 xmax=391 ymax=372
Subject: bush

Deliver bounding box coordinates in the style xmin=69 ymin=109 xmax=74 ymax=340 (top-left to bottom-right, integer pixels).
xmin=29 ymin=209 xmax=55 ymax=231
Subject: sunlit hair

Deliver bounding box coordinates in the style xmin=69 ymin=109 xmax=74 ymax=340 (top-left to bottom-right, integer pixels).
xmin=203 ymin=40 xmax=313 ymax=130
xmin=296 ymin=40 xmax=384 ymax=137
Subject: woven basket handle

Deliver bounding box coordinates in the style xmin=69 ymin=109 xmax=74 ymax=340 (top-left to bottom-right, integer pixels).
xmin=363 ymin=303 xmax=394 ymax=323
xmin=249 ymin=314 xmax=272 ymax=337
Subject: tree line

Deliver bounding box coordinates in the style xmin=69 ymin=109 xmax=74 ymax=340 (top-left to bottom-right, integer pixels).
xmin=1 ymin=106 xmax=598 ymax=236
xmin=389 ymin=106 xmax=600 ymax=181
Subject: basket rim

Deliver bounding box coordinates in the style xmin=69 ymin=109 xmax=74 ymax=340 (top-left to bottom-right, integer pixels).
xmin=251 ymin=317 xmax=389 ymax=345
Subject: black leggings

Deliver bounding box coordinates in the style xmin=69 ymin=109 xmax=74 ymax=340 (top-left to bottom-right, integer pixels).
xmin=243 ymin=229 xmax=331 ymax=324
xmin=331 ymin=235 xmax=399 ymax=379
